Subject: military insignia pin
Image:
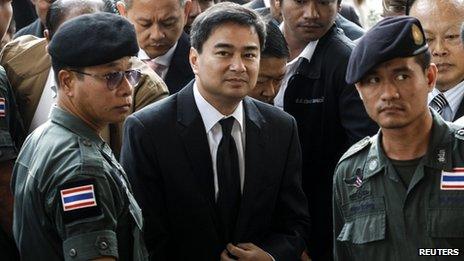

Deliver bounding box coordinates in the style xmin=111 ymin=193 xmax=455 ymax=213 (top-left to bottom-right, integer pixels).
xmin=411 ymin=24 xmax=424 ymax=46
xmin=345 ymin=169 xmax=364 ymax=188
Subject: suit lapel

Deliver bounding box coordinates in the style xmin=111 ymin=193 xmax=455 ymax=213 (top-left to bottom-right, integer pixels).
xmin=453 ymin=96 xmax=464 ymax=121
xmin=234 ymin=98 xmax=267 ymax=240
xmin=177 ymin=82 xmax=216 ymax=204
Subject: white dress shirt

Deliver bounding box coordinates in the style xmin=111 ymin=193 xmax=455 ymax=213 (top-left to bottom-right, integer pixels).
xmin=428 ymin=81 xmax=464 ymax=121
xmin=273 ymin=29 xmax=319 ymax=109
xmin=138 ymin=42 xmax=178 ymax=80
xmin=28 ymin=68 xmax=57 ymax=133
xmin=193 ymin=83 xmax=246 ymax=200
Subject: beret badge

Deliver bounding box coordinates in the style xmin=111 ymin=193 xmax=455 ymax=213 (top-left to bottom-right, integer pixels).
xmin=411 ymin=24 xmax=424 ymax=46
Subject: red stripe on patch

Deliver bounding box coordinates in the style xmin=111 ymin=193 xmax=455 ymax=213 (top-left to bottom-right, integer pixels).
xmin=61 ymin=185 xmax=93 ymax=195
xmin=63 ymin=201 xmax=96 ymax=210
xmin=442 ymin=185 xmax=464 ymax=189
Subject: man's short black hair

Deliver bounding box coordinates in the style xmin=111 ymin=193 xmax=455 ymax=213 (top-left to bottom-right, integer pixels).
xmin=262 ymin=19 xmax=289 ymax=59
xmin=414 ymin=49 xmax=431 ymax=71
xmin=45 ymin=0 xmax=108 ymax=39
xmin=190 ymin=2 xmax=266 ymax=53
xmin=382 ymin=0 xmax=417 ymax=16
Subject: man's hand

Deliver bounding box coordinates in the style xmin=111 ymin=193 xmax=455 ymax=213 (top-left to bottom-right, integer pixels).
xmin=220 ymin=243 xmax=273 ymax=261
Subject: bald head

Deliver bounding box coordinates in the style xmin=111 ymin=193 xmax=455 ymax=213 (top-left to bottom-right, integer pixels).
xmin=410 ymin=0 xmax=464 ymax=91
xmin=45 ymin=0 xmax=108 ymax=39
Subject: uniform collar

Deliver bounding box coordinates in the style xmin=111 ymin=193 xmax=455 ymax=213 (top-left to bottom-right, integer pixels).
xmin=364 ymin=109 xmax=454 ymax=179
xmin=50 ymin=106 xmax=104 ymax=146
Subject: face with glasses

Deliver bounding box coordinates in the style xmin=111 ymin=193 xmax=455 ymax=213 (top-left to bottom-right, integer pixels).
xmin=410 ymin=0 xmax=464 ymax=91
xmin=63 ymin=56 xmax=138 ymax=130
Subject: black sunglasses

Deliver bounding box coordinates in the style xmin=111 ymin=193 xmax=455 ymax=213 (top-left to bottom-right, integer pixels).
xmin=71 ymin=69 xmax=142 ymax=90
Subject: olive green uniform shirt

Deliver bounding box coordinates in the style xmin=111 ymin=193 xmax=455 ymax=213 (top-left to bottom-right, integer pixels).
xmin=0 ymin=66 xmax=24 ymax=162
xmin=333 ymin=111 xmax=464 ymax=260
xmin=12 ymin=106 xmax=147 ymax=261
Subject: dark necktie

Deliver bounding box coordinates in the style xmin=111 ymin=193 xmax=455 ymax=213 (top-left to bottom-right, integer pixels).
xmin=429 ymin=93 xmax=449 ymax=115
xmin=216 ymin=117 xmax=241 ymax=243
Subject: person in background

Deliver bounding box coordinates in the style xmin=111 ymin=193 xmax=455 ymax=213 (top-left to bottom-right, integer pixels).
xmin=184 ymin=0 xmax=214 ymax=34
xmin=275 ymin=0 xmax=378 ymax=259
xmin=118 ymin=0 xmax=195 ymax=94
xmin=14 ymin=0 xmax=53 ymax=38
xmin=410 ymin=0 xmax=464 ymax=122
xmin=249 ymin=19 xmax=288 ymax=104
xmin=0 ymin=0 xmax=25 ymax=259
xmin=1 ymin=0 xmax=168 ymax=155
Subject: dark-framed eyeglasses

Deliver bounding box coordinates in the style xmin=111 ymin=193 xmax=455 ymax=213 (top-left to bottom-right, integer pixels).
xmin=70 ymin=69 xmax=142 ymax=90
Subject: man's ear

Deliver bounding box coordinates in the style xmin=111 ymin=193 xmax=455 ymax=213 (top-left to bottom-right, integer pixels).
xmin=116 ymin=1 xmax=127 ymax=16
xmin=355 ymin=83 xmax=363 ymax=100
xmin=44 ymin=29 xmax=51 ymax=42
xmin=183 ymin=0 xmax=192 ymax=26
xmin=426 ymin=63 xmax=438 ymax=92
xmin=189 ymin=47 xmax=199 ymax=75
xmin=59 ymin=70 xmax=76 ymax=97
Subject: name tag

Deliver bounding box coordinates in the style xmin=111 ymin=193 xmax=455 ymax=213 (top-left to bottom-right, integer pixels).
xmin=295 ymin=97 xmax=325 ymax=104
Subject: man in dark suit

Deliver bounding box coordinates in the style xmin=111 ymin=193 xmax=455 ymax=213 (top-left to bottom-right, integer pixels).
xmin=118 ymin=0 xmax=194 ymax=94
xmin=275 ymin=0 xmax=377 ymax=260
xmin=120 ymin=3 xmax=310 ymax=260
xmin=13 ymin=0 xmax=52 ymax=38
xmin=410 ymin=0 xmax=464 ymax=122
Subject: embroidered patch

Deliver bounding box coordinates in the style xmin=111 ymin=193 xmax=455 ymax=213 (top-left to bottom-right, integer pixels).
xmin=61 ymin=184 xmax=97 ymax=211
xmin=0 ymin=98 xmax=5 ymax=117
xmin=441 ymin=168 xmax=464 ymax=190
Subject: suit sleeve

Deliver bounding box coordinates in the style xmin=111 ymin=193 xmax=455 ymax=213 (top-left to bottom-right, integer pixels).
xmin=336 ymin=58 xmax=378 ymax=145
xmin=120 ymin=115 xmax=169 ymax=260
xmin=259 ymin=117 xmax=311 ymax=260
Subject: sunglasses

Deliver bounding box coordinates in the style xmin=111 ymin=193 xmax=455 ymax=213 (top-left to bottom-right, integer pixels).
xmin=71 ymin=69 xmax=142 ymax=90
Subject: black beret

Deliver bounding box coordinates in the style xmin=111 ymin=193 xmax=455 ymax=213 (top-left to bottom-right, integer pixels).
xmin=346 ymin=16 xmax=429 ymax=84
xmin=48 ymin=12 xmax=138 ymax=68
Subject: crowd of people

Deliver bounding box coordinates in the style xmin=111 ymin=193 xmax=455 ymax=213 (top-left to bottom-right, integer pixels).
xmin=0 ymin=0 xmax=464 ymax=260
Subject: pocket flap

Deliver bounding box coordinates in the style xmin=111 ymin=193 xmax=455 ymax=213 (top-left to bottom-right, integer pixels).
xmin=337 ymin=213 xmax=386 ymax=244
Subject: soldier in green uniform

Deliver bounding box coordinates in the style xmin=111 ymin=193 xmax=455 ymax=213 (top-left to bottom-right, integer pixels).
xmin=12 ymin=12 xmax=147 ymax=261
xmin=333 ymin=16 xmax=464 ymax=260
xmin=0 ymin=1 xmax=25 ymax=260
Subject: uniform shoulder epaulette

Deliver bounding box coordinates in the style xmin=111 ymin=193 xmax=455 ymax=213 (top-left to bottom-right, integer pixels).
xmin=338 ymin=136 xmax=372 ymax=164
xmin=455 ymin=127 xmax=464 ymax=141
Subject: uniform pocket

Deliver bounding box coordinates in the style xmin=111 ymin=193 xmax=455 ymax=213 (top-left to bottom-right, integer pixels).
xmin=338 ymin=197 xmax=387 ymax=244
xmin=428 ymin=208 xmax=464 ymax=238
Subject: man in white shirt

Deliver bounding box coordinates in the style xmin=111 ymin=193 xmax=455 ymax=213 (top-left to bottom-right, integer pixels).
xmin=118 ymin=0 xmax=195 ymax=94
xmin=120 ymin=3 xmax=310 ymax=260
xmin=410 ymin=0 xmax=464 ymax=122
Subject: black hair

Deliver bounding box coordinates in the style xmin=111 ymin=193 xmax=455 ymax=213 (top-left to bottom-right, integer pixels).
xmin=190 ymin=2 xmax=266 ymax=53
xmin=382 ymin=0 xmax=417 ymax=16
xmin=414 ymin=49 xmax=431 ymax=71
xmin=262 ymin=19 xmax=289 ymax=59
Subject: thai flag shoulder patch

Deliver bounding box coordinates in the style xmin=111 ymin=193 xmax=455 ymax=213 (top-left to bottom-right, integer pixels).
xmin=0 ymin=98 xmax=6 ymax=118
xmin=441 ymin=168 xmax=464 ymax=190
xmin=61 ymin=184 xmax=97 ymax=211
